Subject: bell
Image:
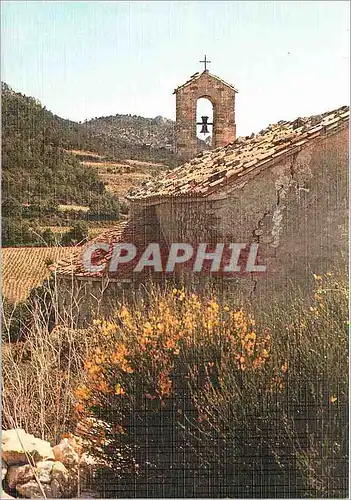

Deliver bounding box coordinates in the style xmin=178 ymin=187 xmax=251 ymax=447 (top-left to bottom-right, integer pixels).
xmin=200 ymin=116 xmax=209 ymax=134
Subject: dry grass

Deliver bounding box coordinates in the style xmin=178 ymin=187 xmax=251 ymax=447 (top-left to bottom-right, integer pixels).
xmin=2 ymin=247 xmax=76 ymax=303
xmin=2 ymin=323 xmax=95 ymax=442
xmin=101 ymin=172 xmax=150 ymax=197
xmin=57 ymin=204 xmax=89 ymax=213
xmin=69 ymin=148 xmax=169 ymax=197
xmin=66 ymin=149 xmax=104 ymax=159
xmin=1 ymin=279 xmax=103 ymax=442
xmin=39 ymin=226 xmax=72 ymax=234
xmin=87 ymin=226 xmax=116 ymax=238
xmin=39 ymin=226 xmax=116 ymax=238
xmin=82 ymin=161 xmax=129 ymax=169
xmin=124 ymin=158 xmax=165 ymax=168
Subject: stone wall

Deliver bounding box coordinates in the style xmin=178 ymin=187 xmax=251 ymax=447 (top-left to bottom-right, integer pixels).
xmin=175 ymin=71 xmax=236 ymax=160
xmin=56 ymin=276 xmax=133 ymax=326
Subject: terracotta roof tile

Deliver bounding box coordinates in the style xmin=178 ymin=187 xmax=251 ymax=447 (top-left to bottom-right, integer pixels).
xmin=127 ymin=105 xmax=349 ymax=202
xmin=56 ymin=215 xmax=168 ymax=280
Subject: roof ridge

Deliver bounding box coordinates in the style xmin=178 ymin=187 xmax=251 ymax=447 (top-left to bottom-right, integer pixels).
xmin=173 ymin=70 xmax=238 ymax=94
xmin=128 ymin=105 xmax=349 ymax=202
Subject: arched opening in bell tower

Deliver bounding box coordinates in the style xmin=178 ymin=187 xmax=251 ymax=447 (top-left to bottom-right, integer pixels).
xmin=196 ymin=97 xmax=213 ymax=149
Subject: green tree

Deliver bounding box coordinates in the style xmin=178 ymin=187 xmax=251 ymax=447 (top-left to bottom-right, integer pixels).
xmin=42 ymin=228 xmax=57 ymax=246
xmin=61 ymin=222 xmax=89 ymax=246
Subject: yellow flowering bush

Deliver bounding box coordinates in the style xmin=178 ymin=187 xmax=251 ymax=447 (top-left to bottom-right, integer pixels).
xmin=74 ymin=274 xmax=348 ymax=498
xmin=75 ymin=289 xmax=282 ymax=416
xmin=74 ymin=287 xmax=290 ymax=495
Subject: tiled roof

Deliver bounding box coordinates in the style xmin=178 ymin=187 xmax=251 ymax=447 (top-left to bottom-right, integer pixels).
xmin=56 ymin=215 xmax=168 ymax=280
xmin=173 ymin=70 xmax=238 ymax=94
xmin=127 ymin=105 xmax=349 ymax=202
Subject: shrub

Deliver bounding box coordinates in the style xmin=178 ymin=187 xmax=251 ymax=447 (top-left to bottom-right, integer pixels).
xmin=87 ymin=195 xmax=120 ymax=221
xmin=1 ymin=282 xmax=100 ymax=442
xmin=2 ymin=275 xmax=347 ymax=497
xmin=75 ymin=275 xmax=348 ymax=498
xmin=2 ymin=196 xmax=22 ymax=217
xmin=61 ymin=221 xmax=89 ymax=246
xmin=42 ymin=228 xmax=57 ymax=246
xmin=2 ymin=217 xmax=41 ymax=247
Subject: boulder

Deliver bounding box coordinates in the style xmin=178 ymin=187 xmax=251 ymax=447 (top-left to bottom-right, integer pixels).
xmin=51 ymin=461 xmax=69 ymax=484
xmin=6 ymin=464 xmax=34 ymax=489
xmin=51 ymin=461 xmax=77 ymax=498
xmin=16 ymin=480 xmax=52 ymax=498
xmin=2 ymin=429 xmax=54 ymax=465
xmin=7 ymin=461 xmax=76 ymax=498
xmin=2 ymin=459 xmax=7 ymax=481
xmin=35 ymin=460 xmax=54 ymax=484
xmin=53 ymin=438 xmax=79 ymax=466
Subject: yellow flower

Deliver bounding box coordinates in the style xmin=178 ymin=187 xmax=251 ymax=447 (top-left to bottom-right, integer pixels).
xmin=120 ymin=306 xmax=129 ymax=318
xmin=245 ymin=332 xmax=256 ymax=342
xmin=96 ymin=379 xmax=112 ymax=393
xmin=122 ymin=365 xmax=134 ymax=374
xmin=115 ymin=384 xmax=125 ymax=396
xmin=208 ymin=300 xmax=219 ymax=311
xmin=330 ymin=395 xmax=337 ymax=404
xmin=74 ymin=385 xmax=91 ymax=401
xmin=309 ymin=307 xmax=319 ymax=316
xmin=281 ymin=361 xmax=288 ymax=373
xmin=143 ymin=322 xmax=153 ymax=335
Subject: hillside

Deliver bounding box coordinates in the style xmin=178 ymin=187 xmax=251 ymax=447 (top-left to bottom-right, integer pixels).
xmin=2 ymin=83 xmax=121 ymax=246
xmin=2 ymin=81 xmax=181 ymax=161
xmin=68 ymin=150 xmax=169 ymax=200
xmin=1 ymin=82 xmax=203 ymax=246
xmin=84 ymin=114 xmax=180 ymax=166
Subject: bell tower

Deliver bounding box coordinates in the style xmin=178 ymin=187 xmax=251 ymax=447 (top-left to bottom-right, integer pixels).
xmin=174 ymin=56 xmax=238 ymax=161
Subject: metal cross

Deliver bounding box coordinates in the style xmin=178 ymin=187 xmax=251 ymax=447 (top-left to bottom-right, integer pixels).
xmin=200 ymin=55 xmax=211 ymax=71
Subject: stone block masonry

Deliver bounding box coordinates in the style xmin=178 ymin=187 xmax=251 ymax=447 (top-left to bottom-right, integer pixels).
xmin=174 ymin=70 xmax=237 ymax=160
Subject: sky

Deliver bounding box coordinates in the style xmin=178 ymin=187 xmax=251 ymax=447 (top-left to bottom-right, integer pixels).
xmin=1 ymin=1 xmax=350 ymax=136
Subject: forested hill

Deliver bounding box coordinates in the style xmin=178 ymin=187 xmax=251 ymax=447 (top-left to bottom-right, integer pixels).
xmin=1 ymin=82 xmax=182 ymax=246
xmin=2 ymin=82 xmax=115 ymax=210
xmin=2 ymin=82 xmax=121 ymax=246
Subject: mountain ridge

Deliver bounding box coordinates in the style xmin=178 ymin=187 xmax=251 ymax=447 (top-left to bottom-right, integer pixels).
xmin=2 ymin=82 xmax=181 ymax=167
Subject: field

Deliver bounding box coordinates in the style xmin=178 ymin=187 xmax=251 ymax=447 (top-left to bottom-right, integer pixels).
xmin=57 ymin=204 xmax=90 ymax=213
xmin=69 ymin=149 xmax=169 ymax=199
xmin=39 ymin=224 xmax=121 ymax=239
xmin=2 ymin=246 xmax=77 ymax=303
